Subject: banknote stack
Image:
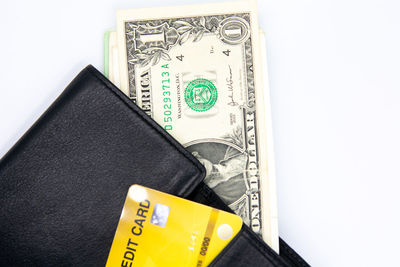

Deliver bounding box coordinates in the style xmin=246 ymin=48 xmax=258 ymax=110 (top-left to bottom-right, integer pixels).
xmin=104 ymin=0 xmax=279 ymax=253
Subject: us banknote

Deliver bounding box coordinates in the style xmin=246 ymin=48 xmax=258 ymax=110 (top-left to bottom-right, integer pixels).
xmin=114 ymin=0 xmax=279 ymax=252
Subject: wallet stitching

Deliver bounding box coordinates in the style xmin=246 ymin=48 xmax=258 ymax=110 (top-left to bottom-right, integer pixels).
xmin=85 ymin=66 xmax=205 ymax=195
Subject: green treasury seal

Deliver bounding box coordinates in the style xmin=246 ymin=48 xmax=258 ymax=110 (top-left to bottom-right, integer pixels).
xmin=184 ymin=78 xmax=218 ymax=112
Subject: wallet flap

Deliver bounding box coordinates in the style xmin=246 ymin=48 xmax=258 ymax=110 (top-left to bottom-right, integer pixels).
xmin=0 ymin=65 xmax=205 ymax=266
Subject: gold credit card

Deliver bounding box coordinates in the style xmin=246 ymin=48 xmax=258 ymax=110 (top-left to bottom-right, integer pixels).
xmin=106 ymin=185 xmax=243 ymax=267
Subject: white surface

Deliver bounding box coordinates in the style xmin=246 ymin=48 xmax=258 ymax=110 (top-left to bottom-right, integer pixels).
xmin=1 ymin=0 xmax=399 ymax=266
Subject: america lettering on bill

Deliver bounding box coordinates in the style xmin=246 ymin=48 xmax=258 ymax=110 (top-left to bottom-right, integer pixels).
xmin=116 ymin=1 xmax=278 ymax=252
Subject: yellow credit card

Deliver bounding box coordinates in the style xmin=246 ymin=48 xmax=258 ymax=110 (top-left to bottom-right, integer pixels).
xmin=106 ymin=185 xmax=242 ymax=267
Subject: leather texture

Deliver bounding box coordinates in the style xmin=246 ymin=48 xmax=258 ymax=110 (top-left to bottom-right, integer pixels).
xmin=0 ymin=65 xmax=309 ymax=266
xmin=188 ymin=183 xmax=310 ymax=267
xmin=0 ymin=65 xmax=205 ymax=266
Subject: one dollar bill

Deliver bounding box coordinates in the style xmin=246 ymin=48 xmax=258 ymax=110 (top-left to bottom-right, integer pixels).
xmin=114 ymin=0 xmax=279 ymax=252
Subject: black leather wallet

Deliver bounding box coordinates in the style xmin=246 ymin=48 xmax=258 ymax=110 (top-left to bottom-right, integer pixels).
xmin=0 ymin=66 xmax=205 ymax=266
xmin=0 ymin=65 xmax=309 ymax=266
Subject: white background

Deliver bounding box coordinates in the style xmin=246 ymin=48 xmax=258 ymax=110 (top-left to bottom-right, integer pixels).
xmin=1 ymin=0 xmax=399 ymax=266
